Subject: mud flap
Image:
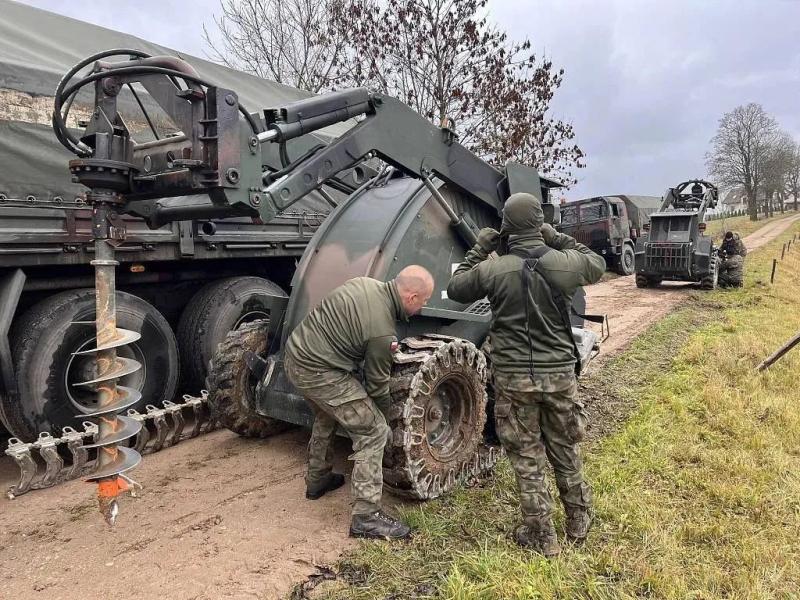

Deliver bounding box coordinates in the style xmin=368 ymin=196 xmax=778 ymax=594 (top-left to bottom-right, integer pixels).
xmin=0 ymin=268 xmax=25 ymax=431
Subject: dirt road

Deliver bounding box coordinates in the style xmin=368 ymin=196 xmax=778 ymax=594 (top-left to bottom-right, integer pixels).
xmin=583 ymin=213 xmax=800 ymax=362
xmin=1 ymin=214 xmax=797 ymax=600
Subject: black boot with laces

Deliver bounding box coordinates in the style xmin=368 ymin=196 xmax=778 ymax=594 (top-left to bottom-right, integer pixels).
xmin=349 ymin=510 xmax=412 ymax=540
xmin=305 ymin=472 xmax=346 ymax=500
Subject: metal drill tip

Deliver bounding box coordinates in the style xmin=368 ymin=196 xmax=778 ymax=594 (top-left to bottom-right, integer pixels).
xmin=73 ymin=356 xmax=142 ymax=386
xmin=78 ymin=386 xmax=142 ymax=418
xmin=98 ymin=495 xmax=120 ymax=527
xmin=80 ymin=415 xmax=143 ymax=449
xmin=72 ymin=328 xmax=142 ymax=354
xmin=85 ymin=446 xmax=141 ymax=482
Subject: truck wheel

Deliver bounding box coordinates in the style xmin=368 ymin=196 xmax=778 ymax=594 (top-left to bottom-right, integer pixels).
xmin=205 ymin=320 xmax=289 ymax=438
xmin=615 ymin=244 xmax=636 ymax=276
xmin=635 ymin=274 xmax=661 ymax=288
xmin=700 ymin=257 xmax=719 ymax=290
xmin=5 ymin=290 xmax=179 ymax=441
xmin=384 ymin=335 xmax=499 ymax=500
xmin=177 ymin=276 xmax=287 ymax=392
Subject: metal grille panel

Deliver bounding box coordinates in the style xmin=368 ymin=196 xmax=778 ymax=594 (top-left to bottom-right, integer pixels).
xmin=644 ymin=242 xmax=691 ymax=273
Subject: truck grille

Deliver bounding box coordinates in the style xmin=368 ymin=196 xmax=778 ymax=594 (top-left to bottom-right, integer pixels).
xmin=644 ymin=242 xmax=691 ymax=273
xmin=571 ymin=230 xmax=592 ymax=246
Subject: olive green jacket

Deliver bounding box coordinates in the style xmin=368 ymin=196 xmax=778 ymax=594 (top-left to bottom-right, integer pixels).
xmin=285 ymin=277 xmax=407 ymax=403
xmin=721 ymin=232 xmax=747 ymax=257
xmin=447 ymin=231 xmax=605 ymax=374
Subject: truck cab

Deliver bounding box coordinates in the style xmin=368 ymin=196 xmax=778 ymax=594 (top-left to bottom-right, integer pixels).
xmin=560 ymin=195 xmax=659 ymax=275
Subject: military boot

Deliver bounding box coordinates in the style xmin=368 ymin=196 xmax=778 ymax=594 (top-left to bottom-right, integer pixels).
xmin=513 ymin=520 xmax=561 ymax=558
xmin=349 ymin=510 xmax=412 ymax=540
xmin=305 ymin=472 xmax=346 ymax=500
xmin=564 ymin=507 xmax=592 ymax=543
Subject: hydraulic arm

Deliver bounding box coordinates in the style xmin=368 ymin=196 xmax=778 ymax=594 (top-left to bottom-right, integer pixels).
xmin=53 ymin=51 xmax=552 ymax=243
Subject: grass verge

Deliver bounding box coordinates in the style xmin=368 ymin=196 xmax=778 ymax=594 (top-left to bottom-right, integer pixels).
xmin=303 ymin=224 xmax=800 ymax=600
xmin=706 ymin=209 xmax=797 ymax=240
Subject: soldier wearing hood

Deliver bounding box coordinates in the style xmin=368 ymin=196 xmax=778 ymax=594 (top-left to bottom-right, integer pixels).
xmin=448 ymin=193 xmax=605 ymax=557
xmin=718 ymin=231 xmax=747 ymax=288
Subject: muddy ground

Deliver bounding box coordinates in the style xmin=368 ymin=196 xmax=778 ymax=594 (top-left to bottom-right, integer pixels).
xmin=1 ymin=214 xmax=797 ymax=600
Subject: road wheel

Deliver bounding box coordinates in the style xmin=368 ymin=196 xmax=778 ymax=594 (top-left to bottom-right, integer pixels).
xmin=5 ymin=290 xmax=178 ymax=441
xmin=615 ymin=244 xmax=636 ymax=276
xmin=384 ymin=335 xmax=499 ymax=500
xmin=206 ymin=320 xmax=289 ymax=438
xmin=177 ymin=276 xmax=287 ymax=392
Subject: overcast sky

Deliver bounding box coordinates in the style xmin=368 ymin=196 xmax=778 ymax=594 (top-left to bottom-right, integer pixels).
xmin=16 ymin=0 xmax=800 ymax=199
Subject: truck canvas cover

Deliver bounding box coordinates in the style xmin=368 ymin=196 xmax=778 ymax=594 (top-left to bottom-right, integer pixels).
xmin=606 ymin=195 xmax=661 ymax=229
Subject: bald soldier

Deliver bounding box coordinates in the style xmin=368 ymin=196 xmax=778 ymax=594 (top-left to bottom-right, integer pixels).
xmin=284 ymin=266 xmax=434 ymax=539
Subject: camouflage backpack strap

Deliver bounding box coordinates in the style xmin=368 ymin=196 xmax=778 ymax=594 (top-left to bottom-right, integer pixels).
xmin=512 ymin=245 xmax=582 ymax=377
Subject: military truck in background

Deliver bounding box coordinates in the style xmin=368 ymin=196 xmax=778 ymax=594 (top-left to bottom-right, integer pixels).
xmin=634 ymin=180 xmax=719 ymax=289
xmin=559 ymin=195 xmax=661 ymax=275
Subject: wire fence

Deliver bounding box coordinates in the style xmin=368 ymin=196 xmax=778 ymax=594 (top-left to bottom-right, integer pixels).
xmin=770 ymin=231 xmax=798 ymax=284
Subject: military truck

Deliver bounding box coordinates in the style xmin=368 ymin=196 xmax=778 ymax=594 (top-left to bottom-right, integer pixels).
xmin=634 ymin=180 xmax=719 ymax=289
xmin=0 ymin=1 xmax=359 ymax=443
xmin=559 ymin=195 xmax=660 ymax=275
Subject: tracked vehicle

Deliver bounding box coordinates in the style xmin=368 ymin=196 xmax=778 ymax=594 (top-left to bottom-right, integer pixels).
xmin=634 ymin=180 xmax=719 ymax=289
xmin=7 ymin=46 xmax=599 ymax=509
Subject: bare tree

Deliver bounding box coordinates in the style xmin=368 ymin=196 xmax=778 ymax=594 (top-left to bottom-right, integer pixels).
xmin=328 ymin=0 xmax=584 ymax=184
xmin=706 ymin=103 xmax=781 ymax=221
xmin=762 ymin=133 xmax=794 ymax=216
xmin=786 ymin=139 xmax=800 ymax=213
xmin=203 ymin=0 xmax=347 ymax=93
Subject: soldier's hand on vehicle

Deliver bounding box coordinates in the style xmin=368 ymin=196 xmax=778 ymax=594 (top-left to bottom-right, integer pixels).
xmin=540 ymin=223 xmax=558 ymax=246
xmin=476 ymin=227 xmax=501 ymax=252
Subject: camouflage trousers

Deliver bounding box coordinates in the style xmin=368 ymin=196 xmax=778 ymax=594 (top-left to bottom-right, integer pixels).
xmin=494 ymin=371 xmax=592 ymax=526
xmin=284 ymin=354 xmax=390 ymax=516
xmin=718 ymin=255 xmax=744 ymax=287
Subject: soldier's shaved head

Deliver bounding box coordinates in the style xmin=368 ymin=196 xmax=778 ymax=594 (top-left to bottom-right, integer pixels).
xmin=395 ymin=265 xmax=434 ymax=316
xmin=396 ymin=265 xmax=434 ymax=294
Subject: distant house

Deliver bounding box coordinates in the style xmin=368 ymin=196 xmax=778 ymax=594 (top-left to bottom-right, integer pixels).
xmin=715 ymin=186 xmax=797 ymax=217
xmin=720 ymin=188 xmax=748 ymax=214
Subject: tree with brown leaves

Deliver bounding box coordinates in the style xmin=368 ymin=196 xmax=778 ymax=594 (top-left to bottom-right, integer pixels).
xmin=205 ymin=0 xmax=584 ymax=185
xmin=328 ymin=0 xmax=583 ymax=184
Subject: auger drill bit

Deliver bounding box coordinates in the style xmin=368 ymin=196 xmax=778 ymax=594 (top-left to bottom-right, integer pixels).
xmin=52 ymin=50 xmax=151 ymax=524
xmin=74 ymin=204 xmax=143 ymax=526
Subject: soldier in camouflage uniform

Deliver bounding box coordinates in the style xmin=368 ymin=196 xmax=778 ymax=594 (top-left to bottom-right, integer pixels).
xmin=285 ymin=265 xmax=434 ymax=539
xmin=448 ymin=193 xmax=605 ymax=557
xmin=718 ymin=230 xmax=747 ymax=288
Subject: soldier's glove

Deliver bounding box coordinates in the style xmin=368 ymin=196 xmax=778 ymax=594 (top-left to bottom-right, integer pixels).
xmin=540 ymin=223 xmax=558 ymax=246
xmin=476 ymin=227 xmax=501 ymax=253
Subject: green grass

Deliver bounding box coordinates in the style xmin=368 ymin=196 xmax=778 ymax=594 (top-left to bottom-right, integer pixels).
xmin=304 ymin=224 xmax=800 ymax=600
xmin=706 ymin=209 xmax=797 ymax=240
